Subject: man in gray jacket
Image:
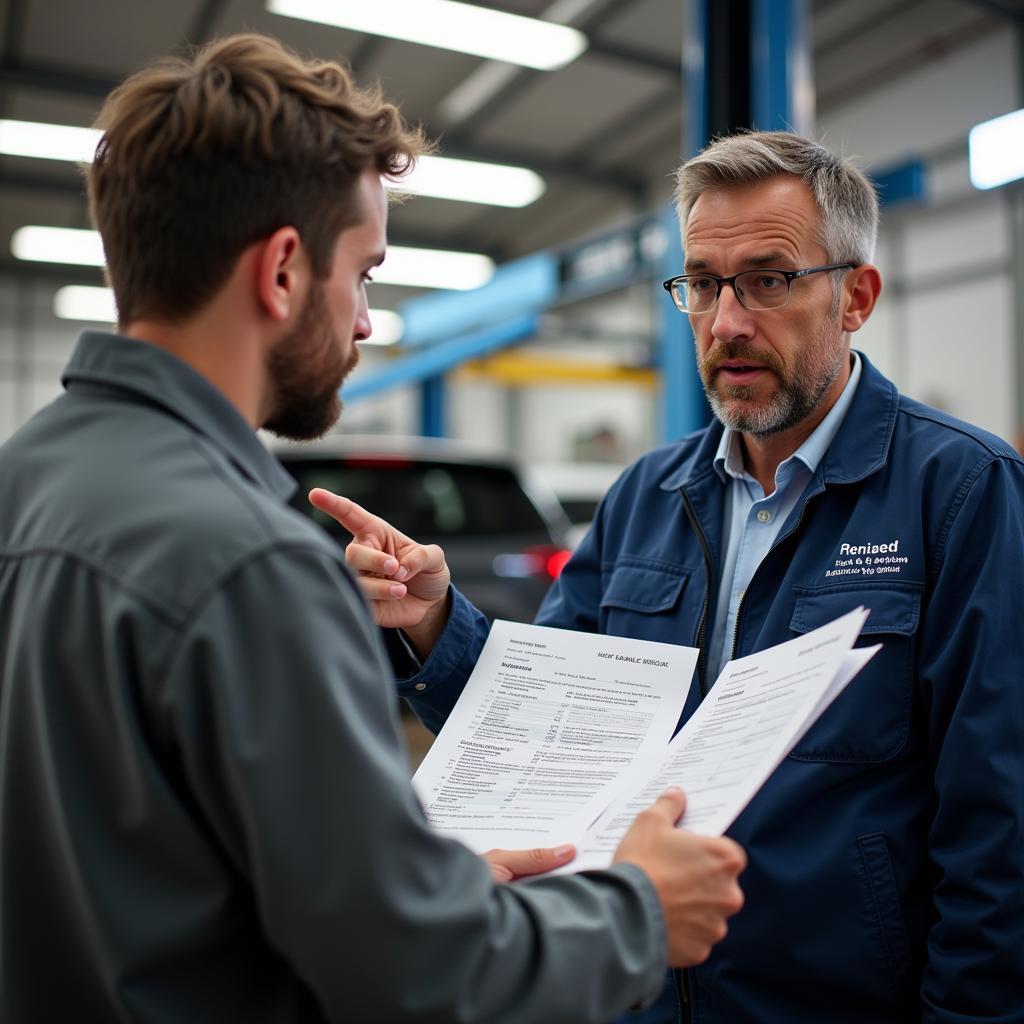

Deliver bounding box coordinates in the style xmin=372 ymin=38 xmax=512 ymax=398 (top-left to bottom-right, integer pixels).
xmin=0 ymin=33 xmax=745 ymax=1023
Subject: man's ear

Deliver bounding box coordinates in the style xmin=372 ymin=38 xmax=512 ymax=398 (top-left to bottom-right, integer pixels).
xmin=841 ymin=264 xmax=882 ymax=333
xmin=256 ymin=226 xmax=306 ymax=322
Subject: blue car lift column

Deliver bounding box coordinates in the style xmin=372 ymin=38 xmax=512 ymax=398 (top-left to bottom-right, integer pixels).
xmin=661 ymin=0 xmax=812 ymax=443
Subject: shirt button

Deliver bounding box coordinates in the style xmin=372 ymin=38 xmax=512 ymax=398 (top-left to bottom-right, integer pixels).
xmin=414 ymin=683 xmax=427 ymax=691
xmin=757 ymin=509 xmax=772 ymax=523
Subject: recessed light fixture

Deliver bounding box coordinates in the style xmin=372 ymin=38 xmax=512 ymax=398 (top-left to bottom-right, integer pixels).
xmin=267 ymin=0 xmax=587 ymax=70
xmin=1 ymin=119 xmax=544 ymax=208
xmin=18 ymin=226 xmax=493 ymax=291
xmin=54 ymin=285 xmax=117 ymax=323
xmin=969 ymin=107 xmax=1024 ymax=190
xmin=12 ymin=226 xmax=106 ymax=266
xmin=53 ymin=283 xmax=406 ymax=342
xmin=392 ymin=154 xmax=544 ymax=208
xmin=372 ymin=246 xmax=494 ymax=290
xmin=0 ymin=118 xmax=101 ymax=163
xmin=366 ymin=309 xmax=404 ymax=345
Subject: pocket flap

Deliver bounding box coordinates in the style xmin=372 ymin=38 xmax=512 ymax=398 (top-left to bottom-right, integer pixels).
xmin=790 ymin=584 xmax=922 ymax=637
xmin=601 ymin=560 xmax=688 ymax=614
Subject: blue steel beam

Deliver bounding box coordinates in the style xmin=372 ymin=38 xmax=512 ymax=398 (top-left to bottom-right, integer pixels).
xmin=658 ymin=201 xmax=706 ymax=442
xmin=344 ymin=314 xmax=541 ymax=404
xmin=400 ymin=253 xmax=558 ymax=346
xmin=419 ymin=377 xmax=446 ymax=438
xmin=751 ymin=0 xmax=813 ymax=135
xmin=873 ymin=160 xmax=927 ymax=207
xmin=658 ymin=0 xmax=714 ymax=444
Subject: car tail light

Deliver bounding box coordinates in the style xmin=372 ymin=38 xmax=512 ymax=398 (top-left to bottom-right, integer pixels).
xmin=493 ymin=545 xmax=573 ymax=580
xmin=542 ymin=547 xmax=572 ymax=579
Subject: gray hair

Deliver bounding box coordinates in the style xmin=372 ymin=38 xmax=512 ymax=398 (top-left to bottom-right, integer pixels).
xmin=674 ymin=131 xmax=879 ymax=266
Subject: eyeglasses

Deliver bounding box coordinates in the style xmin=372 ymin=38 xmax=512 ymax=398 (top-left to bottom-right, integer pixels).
xmin=662 ymin=263 xmax=855 ymax=314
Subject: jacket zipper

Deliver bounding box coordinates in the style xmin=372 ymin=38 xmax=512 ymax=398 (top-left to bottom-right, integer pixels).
xmin=675 ymin=965 xmax=692 ymax=1022
xmin=676 ymin=487 xmax=711 ymax=1024
xmin=680 ymin=487 xmax=714 ymax=697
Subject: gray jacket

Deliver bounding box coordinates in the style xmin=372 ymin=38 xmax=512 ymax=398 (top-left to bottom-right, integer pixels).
xmin=0 ymin=331 xmax=665 ymax=1023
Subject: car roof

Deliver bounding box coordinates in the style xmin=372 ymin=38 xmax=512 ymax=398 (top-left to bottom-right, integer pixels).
xmin=267 ymin=433 xmax=519 ymax=469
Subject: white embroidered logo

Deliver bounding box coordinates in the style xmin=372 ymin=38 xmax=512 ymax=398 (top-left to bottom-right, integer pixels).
xmin=826 ymin=539 xmax=908 ymax=578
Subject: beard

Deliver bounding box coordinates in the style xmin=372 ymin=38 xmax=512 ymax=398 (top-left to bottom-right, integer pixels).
xmin=263 ymin=281 xmax=360 ymax=441
xmin=698 ymin=316 xmax=845 ymax=438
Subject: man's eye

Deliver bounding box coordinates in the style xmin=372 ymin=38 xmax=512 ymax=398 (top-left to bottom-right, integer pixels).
xmin=755 ymin=274 xmax=784 ymax=289
xmin=689 ymin=277 xmax=715 ymax=292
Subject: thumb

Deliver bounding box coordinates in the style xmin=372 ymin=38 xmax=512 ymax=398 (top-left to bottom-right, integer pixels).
xmin=484 ymin=844 xmax=576 ymax=882
xmin=647 ymin=786 xmax=687 ymax=826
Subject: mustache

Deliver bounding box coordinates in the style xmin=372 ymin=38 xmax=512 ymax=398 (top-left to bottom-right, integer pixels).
xmin=700 ymin=343 xmax=785 ymax=378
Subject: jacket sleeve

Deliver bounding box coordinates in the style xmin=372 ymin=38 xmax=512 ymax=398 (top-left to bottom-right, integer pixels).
xmin=158 ymin=545 xmax=668 ymax=1024
xmin=392 ymin=584 xmax=492 ymax=734
xmin=918 ymin=456 xmax=1024 ymax=1022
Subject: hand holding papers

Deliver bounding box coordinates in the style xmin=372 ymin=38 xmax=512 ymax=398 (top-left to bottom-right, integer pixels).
xmin=412 ymin=621 xmax=698 ymax=851
xmin=413 ymin=608 xmax=878 ymax=870
xmin=569 ymin=607 xmax=878 ymax=870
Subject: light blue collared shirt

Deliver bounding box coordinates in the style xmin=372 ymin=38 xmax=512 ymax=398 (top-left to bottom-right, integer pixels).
xmin=706 ymin=352 xmax=863 ymax=683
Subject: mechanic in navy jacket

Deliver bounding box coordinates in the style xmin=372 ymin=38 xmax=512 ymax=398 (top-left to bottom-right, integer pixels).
xmin=316 ymin=131 xmax=1024 ymax=1023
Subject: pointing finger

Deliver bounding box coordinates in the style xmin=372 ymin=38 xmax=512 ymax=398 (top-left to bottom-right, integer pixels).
xmin=308 ymin=489 xmax=376 ymax=534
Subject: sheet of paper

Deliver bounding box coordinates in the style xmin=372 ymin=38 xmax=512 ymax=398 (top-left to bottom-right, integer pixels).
xmin=566 ymin=608 xmax=876 ymax=871
xmin=412 ymin=619 xmax=698 ymax=851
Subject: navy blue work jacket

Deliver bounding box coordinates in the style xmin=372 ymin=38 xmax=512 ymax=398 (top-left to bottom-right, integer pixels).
xmin=402 ymin=353 xmax=1024 ymax=1023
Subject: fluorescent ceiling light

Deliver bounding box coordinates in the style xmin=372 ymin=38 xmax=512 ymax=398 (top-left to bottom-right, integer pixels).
xmin=54 ymin=285 xmax=117 ymax=323
xmin=366 ymin=309 xmax=404 ymax=345
xmin=969 ymin=107 xmax=1024 ymax=190
xmin=268 ymin=0 xmax=587 ymax=71
xmin=438 ymin=0 xmax=597 ymax=123
xmin=12 ymin=226 xmax=106 ymax=266
xmin=392 ymin=155 xmax=544 ymax=207
xmin=0 ymin=118 xmax=101 ymax=162
xmin=16 ymin=226 xmax=493 ymax=291
xmin=373 ymin=246 xmax=494 ymax=290
xmin=53 ymin=284 xmax=406 ymax=344
xmin=4 ymin=116 xmax=544 ymax=208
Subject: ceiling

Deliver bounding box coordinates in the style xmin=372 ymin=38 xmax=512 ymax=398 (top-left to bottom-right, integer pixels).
xmin=0 ymin=0 xmax=1015 ymax=317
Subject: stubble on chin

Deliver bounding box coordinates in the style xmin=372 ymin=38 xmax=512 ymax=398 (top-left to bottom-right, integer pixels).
xmin=699 ymin=327 xmax=844 ymax=438
xmin=262 ymin=290 xmax=361 ymax=441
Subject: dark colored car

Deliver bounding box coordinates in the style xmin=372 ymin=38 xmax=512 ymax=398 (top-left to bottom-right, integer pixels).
xmin=276 ymin=436 xmax=573 ymax=623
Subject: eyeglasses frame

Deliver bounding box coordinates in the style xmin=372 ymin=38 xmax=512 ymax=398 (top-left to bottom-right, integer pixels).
xmin=662 ymin=262 xmax=857 ymax=314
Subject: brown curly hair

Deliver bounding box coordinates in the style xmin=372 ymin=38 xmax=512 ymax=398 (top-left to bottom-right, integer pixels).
xmin=86 ymin=33 xmax=426 ymax=325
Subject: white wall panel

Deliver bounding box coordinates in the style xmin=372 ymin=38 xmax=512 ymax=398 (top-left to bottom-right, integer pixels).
xmin=901 ymin=198 xmax=1009 ymax=284
xmin=904 ymin=275 xmax=1013 ymax=440
xmin=819 ymin=30 xmax=1018 ymax=166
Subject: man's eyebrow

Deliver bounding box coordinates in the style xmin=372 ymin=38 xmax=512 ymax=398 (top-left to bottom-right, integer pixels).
xmin=683 ymin=252 xmax=793 ymax=273
xmin=745 ymin=252 xmax=789 ymax=266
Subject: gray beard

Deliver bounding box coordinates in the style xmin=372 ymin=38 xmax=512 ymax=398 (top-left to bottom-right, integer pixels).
xmin=707 ymin=355 xmax=842 ymax=437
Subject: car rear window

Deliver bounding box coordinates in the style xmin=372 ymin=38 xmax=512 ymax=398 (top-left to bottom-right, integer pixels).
xmin=283 ymin=457 xmax=551 ymax=538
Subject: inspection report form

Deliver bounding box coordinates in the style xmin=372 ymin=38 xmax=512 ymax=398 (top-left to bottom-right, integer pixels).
xmin=412 ymin=608 xmax=877 ymax=866
xmin=412 ymin=621 xmax=698 ymax=850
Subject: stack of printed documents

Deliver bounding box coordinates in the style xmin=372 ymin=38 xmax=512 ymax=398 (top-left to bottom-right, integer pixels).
xmin=412 ymin=608 xmax=878 ymax=872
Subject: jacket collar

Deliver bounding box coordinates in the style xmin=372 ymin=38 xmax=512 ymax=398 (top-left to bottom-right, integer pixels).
xmin=659 ymin=350 xmax=899 ymax=493
xmin=62 ymin=331 xmax=297 ymax=500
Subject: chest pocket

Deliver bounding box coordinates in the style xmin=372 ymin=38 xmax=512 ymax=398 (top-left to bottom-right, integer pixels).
xmin=788 ymin=583 xmax=922 ymax=763
xmin=598 ymin=558 xmax=691 ymax=640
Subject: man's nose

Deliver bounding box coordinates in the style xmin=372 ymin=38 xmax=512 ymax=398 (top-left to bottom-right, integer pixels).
xmin=710 ymin=282 xmax=755 ymax=344
xmin=353 ymin=294 xmax=372 ymax=342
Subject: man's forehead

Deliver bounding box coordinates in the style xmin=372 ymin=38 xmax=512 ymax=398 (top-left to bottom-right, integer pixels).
xmin=684 ymin=177 xmax=822 ymax=262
